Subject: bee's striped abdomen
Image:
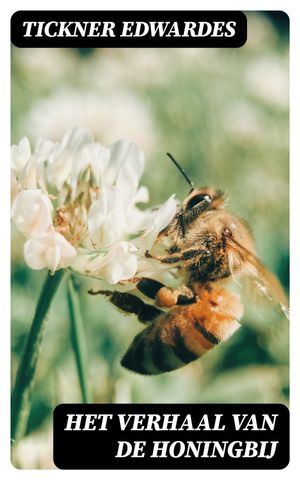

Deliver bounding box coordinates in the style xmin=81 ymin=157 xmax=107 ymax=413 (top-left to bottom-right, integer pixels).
xmin=121 ymin=286 xmax=242 ymax=375
xmin=171 ymin=325 xmax=200 ymax=363
xmin=121 ymin=312 xmax=221 ymax=375
xmin=121 ymin=321 xmax=185 ymax=375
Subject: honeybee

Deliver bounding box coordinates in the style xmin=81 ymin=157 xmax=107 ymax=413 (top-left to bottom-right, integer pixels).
xmin=89 ymin=154 xmax=288 ymax=375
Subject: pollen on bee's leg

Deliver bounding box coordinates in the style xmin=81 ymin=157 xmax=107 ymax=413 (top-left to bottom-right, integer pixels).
xmin=155 ymin=287 xmax=177 ymax=307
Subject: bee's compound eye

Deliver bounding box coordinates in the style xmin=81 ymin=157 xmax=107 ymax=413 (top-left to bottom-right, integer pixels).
xmin=186 ymin=193 xmax=211 ymax=210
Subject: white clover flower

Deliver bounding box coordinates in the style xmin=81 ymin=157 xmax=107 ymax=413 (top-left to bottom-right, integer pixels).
xmin=46 ymin=128 xmax=93 ymax=190
xmin=88 ymin=186 xmax=128 ymax=248
xmin=11 ymin=190 xmax=53 ymax=238
xmin=74 ymin=242 xmax=138 ymax=285
xmin=24 ymin=232 xmax=77 ymax=272
xmin=11 ymin=127 xmax=178 ymax=281
xmin=70 ymin=142 xmax=110 ymax=189
xmin=107 ymin=139 xmax=144 ymax=189
xmin=11 ymin=172 xmax=19 ymax=203
xmin=11 ymin=137 xmax=31 ymax=177
xmin=132 ymin=195 xmax=178 ymax=251
xmin=18 ymin=155 xmax=39 ymax=191
xmin=12 ymin=137 xmax=55 ymax=193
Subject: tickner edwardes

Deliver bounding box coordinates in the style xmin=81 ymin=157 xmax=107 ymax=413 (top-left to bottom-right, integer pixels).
xmin=22 ymin=20 xmax=236 ymax=38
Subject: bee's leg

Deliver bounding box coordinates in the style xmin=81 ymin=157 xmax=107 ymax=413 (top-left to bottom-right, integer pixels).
xmin=145 ymin=247 xmax=209 ymax=265
xmin=181 ymin=197 xmax=212 ymax=224
xmin=137 ymin=278 xmax=197 ymax=308
xmin=136 ymin=278 xmax=166 ymax=299
xmin=88 ymin=289 xmax=162 ymax=324
xmin=181 ymin=191 xmax=224 ymax=227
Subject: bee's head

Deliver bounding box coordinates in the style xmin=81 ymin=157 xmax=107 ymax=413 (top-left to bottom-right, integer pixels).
xmin=183 ymin=187 xmax=226 ymax=212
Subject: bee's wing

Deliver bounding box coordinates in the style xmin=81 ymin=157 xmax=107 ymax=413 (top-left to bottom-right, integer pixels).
xmin=245 ymin=264 xmax=289 ymax=319
xmin=244 ymin=253 xmax=289 ymax=319
xmin=229 ymin=237 xmax=289 ymax=319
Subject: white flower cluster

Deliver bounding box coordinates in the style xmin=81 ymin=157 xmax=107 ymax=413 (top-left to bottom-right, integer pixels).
xmin=11 ymin=128 xmax=177 ymax=284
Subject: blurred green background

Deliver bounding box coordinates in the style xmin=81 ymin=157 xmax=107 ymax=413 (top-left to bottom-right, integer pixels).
xmin=11 ymin=12 xmax=289 ymax=468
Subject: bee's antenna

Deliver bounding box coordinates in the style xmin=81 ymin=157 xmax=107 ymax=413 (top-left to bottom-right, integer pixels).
xmin=166 ymin=153 xmax=194 ymax=191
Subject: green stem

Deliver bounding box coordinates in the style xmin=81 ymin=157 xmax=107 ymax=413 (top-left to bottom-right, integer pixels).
xmin=11 ymin=269 xmax=65 ymax=444
xmin=67 ymin=275 xmax=91 ymax=403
